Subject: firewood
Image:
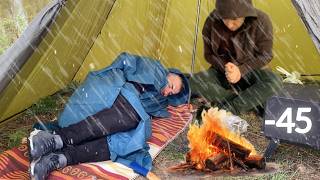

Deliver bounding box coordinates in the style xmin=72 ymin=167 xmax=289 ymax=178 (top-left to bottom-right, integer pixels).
xmin=212 ymin=134 xmax=251 ymax=159
xmin=227 ymin=141 xmax=234 ymax=171
xmin=244 ymin=155 xmax=266 ymax=169
xmin=206 ymin=158 xmax=230 ymax=171
xmin=216 ymin=159 xmax=231 ymax=170
xmin=232 ymin=156 xmax=249 ymax=171
xmin=167 ymin=163 xmax=194 ymax=172
xmin=185 ymin=152 xmax=191 ymax=163
xmin=205 ymin=153 xmax=228 ymax=171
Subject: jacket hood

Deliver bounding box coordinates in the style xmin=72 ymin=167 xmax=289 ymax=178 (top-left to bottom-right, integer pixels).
xmin=215 ymin=0 xmax=257 ymax=19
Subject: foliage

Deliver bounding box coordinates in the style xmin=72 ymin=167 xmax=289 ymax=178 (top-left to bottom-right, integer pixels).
xmin=15 ymin=14 xmax=28 ymax=35
xmin=59 ymin=81 xmax=80 ymax=95
xmin=7 ymin=129 xmax=27 ymax=149
xmin=25 ymin=81 xmax=79 ymax=116
xmin=0 ymin=14 xmax=28 ymax=54
xmin=26 ymin=96 xmax=58 ymax=116
xmin=0 ymin=18 xmax=15 ymax=54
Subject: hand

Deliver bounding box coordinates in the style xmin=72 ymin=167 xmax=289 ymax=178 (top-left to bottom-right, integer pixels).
xmin=225 ymin=62 xmax=241 ymax=84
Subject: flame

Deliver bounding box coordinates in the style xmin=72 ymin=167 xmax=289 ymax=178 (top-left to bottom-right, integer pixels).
xmin=187 ymin=107 xmax=257 ymax=169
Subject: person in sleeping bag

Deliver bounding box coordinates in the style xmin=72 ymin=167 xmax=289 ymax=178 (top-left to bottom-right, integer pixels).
xmin=28 ymin=52 xmax=190 ymax=180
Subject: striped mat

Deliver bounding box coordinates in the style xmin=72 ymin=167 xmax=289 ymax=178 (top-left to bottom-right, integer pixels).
xmin=0 ymin=105 xmax=192 ymax=180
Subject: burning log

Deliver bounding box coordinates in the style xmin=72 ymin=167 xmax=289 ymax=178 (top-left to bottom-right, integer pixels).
xmin=212 ymin=134 xmax=251 ymax=159
xmin=211 ymin=135 xmax=265 ymax=170
xmin=172 ymin=107 xmax=267 ymax=174
xmin=232 ymin=156 xmax=249 ymax=171
xmin=185 ymin=152 xmax=191 ymax=163
xmin=204 ymin=153 xmax=228 ymax=171
xmin=244 ymin=155 xmax=266 ymax=169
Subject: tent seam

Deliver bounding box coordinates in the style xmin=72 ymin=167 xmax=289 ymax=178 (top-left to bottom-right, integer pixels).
xmin=157 ymin=0 xmax=171 ymax=60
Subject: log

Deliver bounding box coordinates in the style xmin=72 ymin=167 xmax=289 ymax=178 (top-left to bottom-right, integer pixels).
xmin=217 ymin=159 xmax=231 ymax=170
xmin=185 ymin=152 xmax=191 ymax=163
xmin=244 ymin=155 xmax=266 ymax=169
xmin=212 ymin=134 xmax=251 ymax=159
xmin=167 ymin=163 xmax=194 ymax=172
xmin=232 ymin=156 xmax=249 ymax=171
xmin=205 ymin=153 xmax=228 ymax=171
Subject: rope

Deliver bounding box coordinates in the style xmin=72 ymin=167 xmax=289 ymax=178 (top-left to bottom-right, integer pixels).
xmin=188 ymin=0 xmax=202 ymax=104
xmin=301 ymin=74 xmax=320 ymax=77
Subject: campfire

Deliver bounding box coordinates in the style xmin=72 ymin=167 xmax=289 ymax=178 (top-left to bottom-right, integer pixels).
xmin=170 ymin=107 xmax=266 ymax=173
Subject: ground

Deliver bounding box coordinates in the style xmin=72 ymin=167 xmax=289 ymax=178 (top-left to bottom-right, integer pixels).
xmin=1 ymin=83 xmax=320 ymax=180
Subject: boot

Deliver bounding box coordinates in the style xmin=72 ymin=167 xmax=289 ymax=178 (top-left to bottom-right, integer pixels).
xmin=30 ymin=152 xmax=67 ymax=180
xmin=28 ymin=129 xmax=63 ymax=160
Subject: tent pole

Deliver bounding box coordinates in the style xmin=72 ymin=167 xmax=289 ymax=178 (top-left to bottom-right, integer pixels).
xmin=188 ymin=0 xmax=202 ymax=104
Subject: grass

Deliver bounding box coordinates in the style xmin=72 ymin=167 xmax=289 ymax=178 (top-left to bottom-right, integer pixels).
xmin=7 ymin=129 xmax=28 ymax=148
xmin=25 ymin=81 xmax=80 ymax=116
xmin=26 ymin=96 xmax=59 ymax=116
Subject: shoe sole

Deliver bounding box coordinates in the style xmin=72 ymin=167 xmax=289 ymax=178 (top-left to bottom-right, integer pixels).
xmin=29 ymin=157 xmax=41 ymax=178
xmin=28 ymin=129 xmax=42 ymax=161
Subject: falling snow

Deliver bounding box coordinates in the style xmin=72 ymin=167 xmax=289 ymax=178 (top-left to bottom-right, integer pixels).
xmin=0 ymin=0 xmax=319 ymax=179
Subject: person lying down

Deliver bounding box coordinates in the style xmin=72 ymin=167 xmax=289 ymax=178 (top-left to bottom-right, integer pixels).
xmin=28 ymin=52 xmax=190 ymax=180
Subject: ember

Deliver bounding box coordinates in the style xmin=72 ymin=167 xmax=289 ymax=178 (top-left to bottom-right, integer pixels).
xmin=178 ymin=107 xmax=266 ymax=172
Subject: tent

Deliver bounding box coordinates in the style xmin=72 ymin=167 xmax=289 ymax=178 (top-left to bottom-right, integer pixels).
xmin=0 ymin=0 xmax=319 ymax=124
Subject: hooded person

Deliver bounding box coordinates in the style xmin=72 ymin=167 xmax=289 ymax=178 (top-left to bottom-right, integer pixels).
xmin=190 ymin=0 xmax=283 ymax=115
xmin=27 ymin=52 xmax=190 ymax=180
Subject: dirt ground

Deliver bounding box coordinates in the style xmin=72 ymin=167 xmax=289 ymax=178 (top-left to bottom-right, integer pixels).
xmin=1 ymin=89 xmax=320 ymax=180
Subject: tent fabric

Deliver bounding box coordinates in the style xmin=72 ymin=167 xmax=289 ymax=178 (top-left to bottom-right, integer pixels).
xmin=292 ymin=0 xmax=320 ymax=53
xmin=74 ymin=0 xmax=320 ymax=82
xmin=0 ymin=0 xmax=320 ymax=123
xmin=0 ymin=105 xmax=192 ymax=180
xmin=0 ymin=0 xmax=65 ymax=95
xmin=0 ymin=0 xmax=116 ymax=123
